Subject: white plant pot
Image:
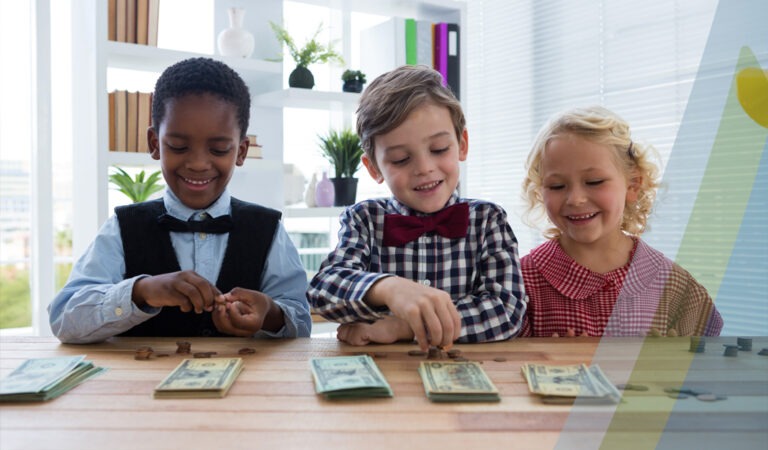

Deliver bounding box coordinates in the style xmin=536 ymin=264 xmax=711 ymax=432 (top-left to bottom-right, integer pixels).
xmin=217 ymin=8 xmax=255 ymax=58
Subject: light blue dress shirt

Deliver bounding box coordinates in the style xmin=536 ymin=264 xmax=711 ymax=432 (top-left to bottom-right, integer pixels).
xmin=48 ymin=189 xmax=311 ymax=343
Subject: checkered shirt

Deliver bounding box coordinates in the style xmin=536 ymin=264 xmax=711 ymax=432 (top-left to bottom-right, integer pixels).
xmin=307 ymin=193 xmax=527 ymax=342
xmin=519 ymin=238 xmax=723 ymax=337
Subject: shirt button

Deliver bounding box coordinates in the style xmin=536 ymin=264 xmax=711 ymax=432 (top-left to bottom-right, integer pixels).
xmin=115 ymin=307 xmax=124 ymax=316
xmin=422 ymin=279 xmax=431 ymax=286
xmin=199 ymin=212 xmax=209 ymax=219
xmin=199 ymin=232 xmax=207 ymax=240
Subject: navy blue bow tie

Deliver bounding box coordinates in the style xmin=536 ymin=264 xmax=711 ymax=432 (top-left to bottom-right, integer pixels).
xmin=157 ymin=213 xmax=234 ymax=234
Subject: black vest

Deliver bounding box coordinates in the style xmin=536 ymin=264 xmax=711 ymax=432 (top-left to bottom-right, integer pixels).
xmin=114 ymin=198 xmax=281 ymax=337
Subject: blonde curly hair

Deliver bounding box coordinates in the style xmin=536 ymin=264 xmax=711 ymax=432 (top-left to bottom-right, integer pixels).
xmin=522 ymin=105 xmax=661 ymax=239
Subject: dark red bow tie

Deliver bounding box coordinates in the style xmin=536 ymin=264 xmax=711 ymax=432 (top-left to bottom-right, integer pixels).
xmin=383 ymin=203 xmax=469 ymax=246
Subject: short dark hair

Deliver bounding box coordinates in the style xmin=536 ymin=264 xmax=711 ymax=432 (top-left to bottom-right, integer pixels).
xmin=151 ymin=57 xmax=251 ymax=138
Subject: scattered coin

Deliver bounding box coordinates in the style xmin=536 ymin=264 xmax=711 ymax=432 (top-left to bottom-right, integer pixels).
xmin=427 ymin=347 xmax=444 ymax=360
xmin=758 ymin=348 xmax=768 ymax=356
xmin=723 ymin=345 xmax=739 ymax=357
xmin=446 ymin=349 xmax=462 ymax=358
xmin=493 ymin=357 xmax=507 ymax=362
xmin=696 ymin=393 xmax=726 ymax=402
xmin=237 ymin=347 xmax=256 ymax=355
xmin=407 ymin=350 xmax=427 ymax=357
xmin=176 ymin=341 xmax=191 ymax=354
xmin=134 ymin=346 xmax=154 ymax=360
xmin=667 ymin=328 xmax=678 ymax=337
xmin=193 ymin=351 xmax=217 ymax=358
xmin=737 ymin=337 xmax=752 ymax=351
xmin=688 ymin=337 xmax=706 ymax=353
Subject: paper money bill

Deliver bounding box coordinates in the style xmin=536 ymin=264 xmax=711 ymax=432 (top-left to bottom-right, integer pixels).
xmin=310 ymin=355 xmax=393 ymax=399
xmin=418 ymin=361 xmax=500 ymax=402
xmin=0 ymin=355 xmax=107 ymax=402
xmin=521 ymin=363 xmax=620 ymax=404
xmin=154 ymin=357 xmax=243 ymax=399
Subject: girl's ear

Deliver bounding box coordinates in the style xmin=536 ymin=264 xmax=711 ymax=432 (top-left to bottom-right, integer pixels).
xmin=362 ymin=153 xmax=384 ymax=184
xmin=626 ymin=171 xmax=642 ymax=203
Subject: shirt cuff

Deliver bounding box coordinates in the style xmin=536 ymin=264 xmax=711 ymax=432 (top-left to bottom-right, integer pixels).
xmin=106 ymin=275 xmax=160 ymax=321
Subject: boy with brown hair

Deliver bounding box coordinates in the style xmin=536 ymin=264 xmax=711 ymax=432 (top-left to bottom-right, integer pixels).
xmin=308 ymin=65 xmax=526 ymax=349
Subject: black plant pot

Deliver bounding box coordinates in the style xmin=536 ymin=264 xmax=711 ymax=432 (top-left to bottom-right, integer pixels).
xmin=330 ymin=177 xmax=358 ymax=206
xmin=342 ymin=80 xmax=364 ymax=93
xmin=289 ymin=66 xmax=314 ymax=89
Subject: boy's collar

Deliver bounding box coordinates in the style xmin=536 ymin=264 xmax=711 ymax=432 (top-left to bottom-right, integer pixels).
xmin=390 ymin=190 xmax=461 ymax=216
xmin=163 ymin=188 xmax=231 ymax=220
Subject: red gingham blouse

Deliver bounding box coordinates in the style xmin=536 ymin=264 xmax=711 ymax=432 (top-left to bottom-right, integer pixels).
xmin=519 ymin=238 xmax=723 ymax=337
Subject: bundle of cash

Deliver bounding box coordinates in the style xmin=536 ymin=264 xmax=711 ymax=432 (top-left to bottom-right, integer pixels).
xmin=154 ymin=357 xmax=243 ymax=399
xmin=418 ymin=361 xmax=500 ymax=402
xmin=0 ymin=355 xmax=107 ymax=402
xmin=521 ymin=363 xmax=621 ymax=404
xmin=309 ymin=355 xmax=393 ymax=399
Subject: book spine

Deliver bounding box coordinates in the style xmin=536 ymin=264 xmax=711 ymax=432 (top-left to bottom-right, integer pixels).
xmin=416 ymin=20 xmax=433 ymax=68
xmin=447 ymin=23 xmax=460 ymax=99
xmin=434 ymin=23 xmax=448 ymax=86
xmin=405 ymin=18 xmax=417 ymax=66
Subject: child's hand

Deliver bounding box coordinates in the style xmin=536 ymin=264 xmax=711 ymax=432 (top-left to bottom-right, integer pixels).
xmin=336 ymin=316 xmax=413 ymax=346
xmin=212 ymin=288 xmax=284 ymax=337
xmin=364 ymin=277 xmax=461 ymax=351
xmin=132 ymin=270 xmax=219 ymax=313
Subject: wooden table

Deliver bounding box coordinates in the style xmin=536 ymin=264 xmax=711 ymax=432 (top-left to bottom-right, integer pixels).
xmin=1 ymin=336 xmax=766 ymax=450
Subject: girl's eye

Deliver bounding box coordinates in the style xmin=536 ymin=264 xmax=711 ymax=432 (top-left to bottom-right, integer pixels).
xmin=547 ymin=184 xmax=565 ymax=191
xmin=391 ymin=157 xmax=409 ymax=165
xmin=586 ymin=180 xmax=604 ymax=186
xmin=431 ymin=147 xmax=449 ymax=154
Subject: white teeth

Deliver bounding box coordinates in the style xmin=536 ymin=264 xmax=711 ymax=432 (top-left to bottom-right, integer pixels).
xmin=415 ymin=181 xmax=440 ymax=191
xmin=184 ymin=178 xmax=211 ymax=185
xmin=568 ymin=212 xmax=596 ymax=220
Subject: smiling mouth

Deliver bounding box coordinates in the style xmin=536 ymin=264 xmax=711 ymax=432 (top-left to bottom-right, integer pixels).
xmin=182 ymin=177 xmax=214 ymax=186
xmin=567 ymin=212 xmax=598 ymax=220
xmin=414 ymin=180 xmax=442 ymax=191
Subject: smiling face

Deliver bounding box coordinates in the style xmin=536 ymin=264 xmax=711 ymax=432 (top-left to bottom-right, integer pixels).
xmin=149 ymin=93 xmax=248 ymax=210
xmin=540 ymin=133 xmax=638 ymax=252
xmin=361 ymin=102 xmax=468 ymax=214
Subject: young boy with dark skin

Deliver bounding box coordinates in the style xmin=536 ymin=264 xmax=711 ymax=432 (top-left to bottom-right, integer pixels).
xmin=49 ymin=58 xmax=311 ymax=343
xmin=307 ymin=65 xmax=526 ymax=350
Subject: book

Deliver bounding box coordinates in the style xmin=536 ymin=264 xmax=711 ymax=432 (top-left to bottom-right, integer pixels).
xmin=433 ymin=23 xmax=449 ymax=87
xmin=108 ymin=0 xmax=117 ymax=41
xmin=416 ymin=20 xmax=433 ymax=68
xmin=447 ymin=23 xmax=460 ymax=99
xmin=126 ymin=0 xmax=136 ymax=43
xmin=136 ymin=0 xmax=149 ymax=45
xmin=154 ymin=358 xmax=244 ymax=399
xmin=116 ymin=0 xmax=127 ymax=42
xmin=405 ymin=18 xmax=417 ymax=65
xmin=361 ymin=17 xmax=406 ymax=83
xmin=147 ymin=0 xmax=160 ymax=46
xmin=136 ymin=92 xmax=152 ymax=153
xmin=126 ymin=91 xmax=138 ymax=152
xmin=114 ymin=90 xmax=127 ymax=152
xmin=246 ymin=134 xmax=263 ymax=158
xmin=108 ymin=91 xmax=116 ymax=151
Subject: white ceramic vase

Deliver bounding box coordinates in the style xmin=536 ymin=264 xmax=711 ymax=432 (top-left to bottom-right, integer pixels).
xmin=217 ymin=8 xmax=254 ymax=58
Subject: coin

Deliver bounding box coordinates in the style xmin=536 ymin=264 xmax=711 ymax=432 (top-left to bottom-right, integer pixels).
xmin=758 ymin=348 xmax=768 ymax=356
xmin=737 ymin=337 xmax=752 ymax=351
xmin=696 ymin=393 xmax=723 ymax=401
xmin=176 ymin=341 xmax=191 ymax=354
xmin=407 ymin=350 xmax=427 ymax=357
xmin=447 ymin=349 xmax=462 ymax=358
xmin=493 ymin=357 xmax=507 ymax=362
xmin=238 ymin=347 xmax=256 ymax=355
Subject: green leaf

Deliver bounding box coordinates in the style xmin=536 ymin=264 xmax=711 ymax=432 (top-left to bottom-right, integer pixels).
xmin=108 ymin=166 xmax=164 ymax=203
xmin=318 ymin=128 xmax=363 ymax=178
xmin=269 ymin=20 xmax=344 ymax=68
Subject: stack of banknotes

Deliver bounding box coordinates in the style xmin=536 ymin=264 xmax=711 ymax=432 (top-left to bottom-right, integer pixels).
xmin=418 ymin=361 xmax=500 ymax=402
xmin=521 ymin=363 xmax=621 ymax=404
xmin=309 ymin=355 xmax=393 ymax=399
xmin=154 ymin=357 xmax=243 ymax=399
xmin=0 ymin=355 xmax=107 ymax=402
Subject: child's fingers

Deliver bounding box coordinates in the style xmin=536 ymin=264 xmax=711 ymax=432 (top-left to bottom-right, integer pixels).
xmin=434 ymin=303 xmax=456 ymax=349
xmin=420 ymin=307 xmax=444 ymax=349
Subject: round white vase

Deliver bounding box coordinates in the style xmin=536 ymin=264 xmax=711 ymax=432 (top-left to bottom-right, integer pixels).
xmin=217 ymin=8 xmax=255 ymax=58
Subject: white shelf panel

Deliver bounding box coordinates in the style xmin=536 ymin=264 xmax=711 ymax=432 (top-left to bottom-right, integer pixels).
xmin=282 ymin=206 xmax=346 ymax=218
xmin=253 ymin=88 xmax=361 ymax=110
xmin=289 ymin=0 xmax=464 ymax=20
xmin=106 ymin=41 xmax=282 ymax=84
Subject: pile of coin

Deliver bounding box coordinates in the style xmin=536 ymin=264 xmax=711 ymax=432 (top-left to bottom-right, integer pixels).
xmin=237 ymin=347 xmax=256 ymax=355
xmin=134 ymin=346 xmax=154 ymax=360
xmin=193 ymin=351 xmax=217 ymax=359
xmin=175 ymin=341 xmax=191 ymax=354
xmin=688 ymin=337 xmax=706 ymax=353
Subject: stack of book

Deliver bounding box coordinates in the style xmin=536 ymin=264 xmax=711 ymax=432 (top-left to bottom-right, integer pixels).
xmin=108 ymin=0 xmax=160 ymax=46
xmin=361 ymin=18 xmax=460 ymax=99
xmin=108 ymin=90 xmax=152 ymax=153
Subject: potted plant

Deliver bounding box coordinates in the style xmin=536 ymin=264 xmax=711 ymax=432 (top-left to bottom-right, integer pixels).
xmin=108 ymin=167 xmax=164 ymax=203
xmin=269 ymin=21 xmax=344 ymax=89
xmin=341 ymin=69 xmax=366 ymax=93
xmin=318 ymin=128 xmax=363 ymax=206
